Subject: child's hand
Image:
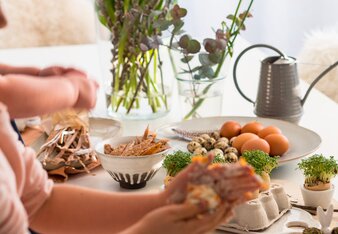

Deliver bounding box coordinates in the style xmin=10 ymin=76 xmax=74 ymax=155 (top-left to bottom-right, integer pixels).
xmin=39 ymin=66 xmax=68 ymax=76
xmin=62 ymin=69 xmax=99 ymax=110
xmin=123 ymin=203 xmax=230 ymax=234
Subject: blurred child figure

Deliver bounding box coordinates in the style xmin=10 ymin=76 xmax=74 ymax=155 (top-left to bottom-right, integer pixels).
xmin=0 ymin=4 xmax=261 ymax=234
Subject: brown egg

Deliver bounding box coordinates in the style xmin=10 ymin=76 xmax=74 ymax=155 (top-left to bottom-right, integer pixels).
xmin=241 ymin=121 xmax=264 ymax=134
xmin=258 ymin=126 xmax=282 ymax=138
xmin=265 ymin=133 xmax=289 ymax=156
xmin=232 ymin=133 xmax=259 ymax=151
xmin=220 ymin=121 xmax=241 ymax=139
xmin=241 ymin=138 xmax=270 ymax=154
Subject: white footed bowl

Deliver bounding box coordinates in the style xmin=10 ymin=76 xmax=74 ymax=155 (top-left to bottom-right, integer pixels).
xmin=95 ymin=136 xmax=169 ymax=189
xmin=301 ymin=184 xmax=335 ymax=209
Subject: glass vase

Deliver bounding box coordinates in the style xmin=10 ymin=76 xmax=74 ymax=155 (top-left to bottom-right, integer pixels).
xmin=177 ymin=76 xmax=226 ymax=120
xmin=97 ymin=32 xmax=172 ymax=120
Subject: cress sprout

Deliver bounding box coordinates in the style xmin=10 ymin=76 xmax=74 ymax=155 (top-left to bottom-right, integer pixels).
xmin=162 ymin=150 xmax=227 ymax=177
xmin=297 ymin=154 xmax=338 ymax=187
xmin=241 ymin=150 xmax=278 ymax=175
xmin=163 ymin=151 xmax=192 ymax=177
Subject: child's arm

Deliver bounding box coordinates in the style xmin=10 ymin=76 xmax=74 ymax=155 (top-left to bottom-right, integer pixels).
xmin=0 ymin=64 xmax=68 ymax=77
xmin=0 ymin=70 xmax=98 ymax=118
xmin=30 ymin=162 xmax=260 ymax=234
xmin=30 ymin=184 xmax=229 ymax=234
xmin=30 ymin=185 xmax=168 ymax=234
xmin=0 ymin=64 xmax=41 ymax=76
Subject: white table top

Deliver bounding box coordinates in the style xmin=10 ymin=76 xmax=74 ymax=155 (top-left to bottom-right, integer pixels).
xmin=1 ymin=38 xmax=338 ymax=229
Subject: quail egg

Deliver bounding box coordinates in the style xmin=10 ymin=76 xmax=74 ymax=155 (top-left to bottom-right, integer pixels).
xmin=203 ymin=137 xmax=216 ymax=150
xmin=187 ymin=141 xmax=201 ymax=153
xmin=193 ymin=147 xmax=208 ymax=156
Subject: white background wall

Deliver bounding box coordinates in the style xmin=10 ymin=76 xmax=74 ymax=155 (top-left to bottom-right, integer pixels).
xmin=179 ymin=0 xmax=338 ymax=57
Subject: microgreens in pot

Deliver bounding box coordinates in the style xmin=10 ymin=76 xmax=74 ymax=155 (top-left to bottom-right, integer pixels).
xmin=298 ymin=154 xmax=338 ymax=189
xmin=241 ymin=150 xmax=278 ymax=190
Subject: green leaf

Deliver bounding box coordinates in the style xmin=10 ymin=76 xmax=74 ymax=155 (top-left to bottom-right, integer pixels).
xmin=186 ymin=39 xmax=201 ymax=54
xmin=203 ymin=38 xmax=217 ymax=53
xmin=179 ymin=66 xmax=203 ymax=74
xmin=199 ymin=53 xmax=216 ymax=66
xmin=199 ymin=66 xmax=214 ymax=78
xmin=149 ymin=10 xmax=163 ymax=18
xmin=153 ymin=19 xmax=172 ymax=31
xmin=208 ymin=53 xmax=222 ymax=64
xmin=193 ymin=74 xmax=202 ymax=80
xmin=98 ymin=15 xmax=108 ymax=28
xmin=103 ymin=0 xmax=115 ymax=23
xmin=234 ymin=18 xmax=242 ymax=28
xmin=181 ymin=55 xmax=194 ymax=63
xmin=170 ymin=5 xmax=187 ymax=20
xmin=173 ymin=20 xmax=184 ymax=34
xmin=190 ymin=66 xmax=203 ymax=73
xmin=239 ymin=11 xmax=253 ymax=20
xmin=226 ymin=14 xmax=235 ymax=20
xmin=178 ymin=8 xmax=187 ymax=18
xmin=178 ymin=34 xmax=191 ymax=49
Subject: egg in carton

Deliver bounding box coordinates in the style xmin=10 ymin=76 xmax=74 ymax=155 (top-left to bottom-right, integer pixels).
xmin=221 ymin=183 xmax=291 ymax=231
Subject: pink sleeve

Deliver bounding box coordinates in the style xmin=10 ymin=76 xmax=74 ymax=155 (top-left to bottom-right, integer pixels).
xmin=21 ymin=147 xmax=53 ymax=222
xmin=0 ymin=101 xmax=53 ymax=232
xmin=0 ymin=150 xmax=29 ymax=234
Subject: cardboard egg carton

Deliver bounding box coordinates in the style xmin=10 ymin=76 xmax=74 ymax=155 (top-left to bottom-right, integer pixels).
xmin=221 ymin=183 xmax=291 ymax=231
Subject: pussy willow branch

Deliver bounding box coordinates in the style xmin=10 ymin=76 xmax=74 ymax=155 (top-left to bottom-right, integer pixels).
xmin=126 ymin=51 xmax=155 ymax=113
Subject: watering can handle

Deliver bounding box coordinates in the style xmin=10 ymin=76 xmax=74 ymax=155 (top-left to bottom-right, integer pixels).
xmin=302 ymin=60 xmax=338 ymax=105
xmin=233 ymin=44 xmax=286 ymax=104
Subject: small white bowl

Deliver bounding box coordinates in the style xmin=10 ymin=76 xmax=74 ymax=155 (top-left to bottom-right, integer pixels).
xmin=301 ymin=184 xmax=335 ymax=209
xmin=95 ymin=136 xmax=169 ymax=189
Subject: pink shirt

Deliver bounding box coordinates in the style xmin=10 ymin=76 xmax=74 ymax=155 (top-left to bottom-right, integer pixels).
xmin=0 ymin=103 xmax=53 ymax=234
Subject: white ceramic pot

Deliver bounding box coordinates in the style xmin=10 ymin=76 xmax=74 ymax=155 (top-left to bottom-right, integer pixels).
xmin=301 ymin=184 xmax=335 ymax=209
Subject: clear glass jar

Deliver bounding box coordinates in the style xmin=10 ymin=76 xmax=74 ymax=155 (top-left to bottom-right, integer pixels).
xmin=177 ymin=76 xmax=226 ymax=120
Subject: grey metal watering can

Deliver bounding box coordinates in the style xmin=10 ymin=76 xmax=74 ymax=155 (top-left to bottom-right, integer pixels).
xmin=233 ymin=44 xmax=338 ymax=123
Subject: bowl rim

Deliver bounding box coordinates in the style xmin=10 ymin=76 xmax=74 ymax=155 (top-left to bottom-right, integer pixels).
xmin=95 ymin=135 xmax=170 ymax=159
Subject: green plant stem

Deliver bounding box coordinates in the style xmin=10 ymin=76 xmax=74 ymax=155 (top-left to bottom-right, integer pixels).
xmin=183 ymin=82 xmax=213 ymax=120
xmin=168 ymin=47 xmax=178 ymax=77
xmin=183 ymin=0 xmax=254 ymax=119
xmin=157 ymin=51 xmax=168 ymax=109
xmin=127 ymin=51 xmax=155 ymax=114
xmin=227 ymin=0 xmax=254 ymax=51
xmin=213 ymin=0 xmax=242 ymax=77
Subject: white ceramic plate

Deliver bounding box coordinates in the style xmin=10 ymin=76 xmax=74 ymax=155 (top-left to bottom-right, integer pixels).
xmin=88 ymin=117 xmax=123 ymax=146
xmin=156 ymin=116 xmax=321 ymax=165
xmin=32 ymin=117 xmax=123 ymax=153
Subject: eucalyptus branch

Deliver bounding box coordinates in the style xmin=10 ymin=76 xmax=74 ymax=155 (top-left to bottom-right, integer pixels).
xmin=163 ymin=1 xmax=254 ymax=119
